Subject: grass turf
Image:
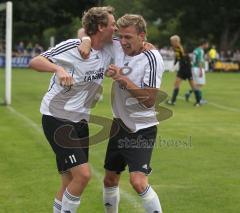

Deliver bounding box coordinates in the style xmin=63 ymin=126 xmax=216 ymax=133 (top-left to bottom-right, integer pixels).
xmin=0 ymin=68 xmax=239 ymax=212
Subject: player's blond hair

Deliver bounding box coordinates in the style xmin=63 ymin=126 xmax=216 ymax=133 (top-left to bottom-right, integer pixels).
xmin=117 ymin=14 xmax=147 ymax=34
xmin=170 ymin=34 xmax=184 ymax=54
xmin=82 ymin=6 xmax=114 ymax=36
xmin=170 ymin=35 xmax=181 ymax=43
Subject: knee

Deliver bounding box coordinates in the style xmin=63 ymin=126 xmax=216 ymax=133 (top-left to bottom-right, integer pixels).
xmin=104 ymin=175 xmax=119 ymax=187
xmin=130 ymin=176 xmax=146 ymax=193
xmin=73 ymin=169 xmax=91 ymax=185
xmin=81 ymin=170 xmax=91 ymax=184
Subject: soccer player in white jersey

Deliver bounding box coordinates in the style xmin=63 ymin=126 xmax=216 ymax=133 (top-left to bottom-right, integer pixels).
xmin=104 ymin=14 xmax=164 ymax=213
xmin=80 ymin=14 xmax=164 ymax=213
xmin=29 ymin=6 xmax=117 ymax=213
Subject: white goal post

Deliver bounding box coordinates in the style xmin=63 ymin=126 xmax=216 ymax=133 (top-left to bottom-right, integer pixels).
xmin=0 ymin=1 xmax=12 ymax=105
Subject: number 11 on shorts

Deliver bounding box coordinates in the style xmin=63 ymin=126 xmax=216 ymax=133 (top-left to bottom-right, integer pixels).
xmin=69 ymin=154 xmax=77 ymax=164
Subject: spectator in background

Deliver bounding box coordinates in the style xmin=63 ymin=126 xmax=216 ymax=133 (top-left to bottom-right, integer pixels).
xmin=26 ymin=42 xmax=33 ymax=56
xmin=16 ymin=41 xmax=25 ymax=56
xmin=219 ymin=50 xmax=225 ymax=61
xmin=225 ymin=49 xmax=233 ymax=62
xmin=233 ymin=49 xmax=240 ymax=62
xmin=33 ymin=43 xmax=43 ymax=55
xmin=208 ymin=45 xmax=218 ymax=72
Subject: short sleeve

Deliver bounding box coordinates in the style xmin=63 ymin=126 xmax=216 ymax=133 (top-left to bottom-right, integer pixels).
xmin=143 ymin=50 xmax=164 ymax=89
xmin=40 ymin=39 xmax=80 ymax=64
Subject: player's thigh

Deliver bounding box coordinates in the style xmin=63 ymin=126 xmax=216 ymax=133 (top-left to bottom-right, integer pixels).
xmin=104 ymin=120 xmax=127 ymax=173
xmin=124 ymin=126 xmax=157 ymax=175
xmin=42 ymin=115 xmax=90 ymax=173
xmin=192 ymin=67 xmax=206 ymax=85
xmin=104 ymin=139 xmax=127 ymax=173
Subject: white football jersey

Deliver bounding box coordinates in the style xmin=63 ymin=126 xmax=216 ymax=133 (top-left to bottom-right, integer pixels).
xmin=40 ymin=39 xmax=111 ymax=122
xmin=104 ymin=40 xmax=165 ymax=132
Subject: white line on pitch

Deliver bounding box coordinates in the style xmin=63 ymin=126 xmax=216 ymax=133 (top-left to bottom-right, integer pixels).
xmin=207 ymin=102 xmax=240 ymax=113
xmin=178 ymin=96 xmax=240 ymax=112
xmin=7 ymin=106 xmax=43 ymax=133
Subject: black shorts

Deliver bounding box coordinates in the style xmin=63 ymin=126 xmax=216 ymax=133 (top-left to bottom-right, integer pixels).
xmin=104 ymin=119 xmax=157 ymax=175
xmin=177 ymin=59 xmax=193 ymax=80
xmin=177 ymin=70 xmax=193 ymax=80
xmin=42 ymin=115 xmax=89 ymax=173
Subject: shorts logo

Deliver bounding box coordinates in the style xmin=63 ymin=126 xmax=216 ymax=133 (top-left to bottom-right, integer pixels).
xmin=105 ymin=202 xmax=112 ymax=207
xmin=142 ymin=164 xmax=148 ymax=170
xmin=69 ymin=154 xmax=77 ymax=164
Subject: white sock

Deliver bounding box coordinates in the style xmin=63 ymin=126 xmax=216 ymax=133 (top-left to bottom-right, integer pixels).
xmin=139 ymin=185 xmax=163 ymax=213
xmin=61 ymin=189 xmax=80 ymax=213
xmin=53 ymin=198 xmax=62 ymax=213
xmin=103 ymin=186 xmax=120 ymax=213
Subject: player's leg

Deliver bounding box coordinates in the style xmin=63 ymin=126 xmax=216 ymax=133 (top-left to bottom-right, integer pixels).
xmin=61 ymin=163 xmax=91 ymax=213
xmin=190 ymin=67 xmax=207 ymax=105
xmin=103 ymin=170 xmax=121 ymax=213
xmin=42 ymin=115 xmax=71 ymax=213
xmin=126 ymin=126 xmax=163 ymax=213
xmin=103 ymin=119 xmax=127 ymax=213
xmin=184 ymin=89 xmax=193 ymax=101
xmin=54 ymin=172 xmax=72 ymax=213
xmin=167 ymin=77 xmax=182 ymax=105
xmin=185 ymin=67 xmax=199 ymax=101
xmin=130 ymin=172 xmax=162 ymax=213
xmin=188 ymin=79 xmax=201 ymax=105
xmin=42 ymin=115 xmax=90 ymax=213
xmin=61 ymin=120 xmax=90 ymax=213
xmin=197 ymin=69 xmax=207 ymax=104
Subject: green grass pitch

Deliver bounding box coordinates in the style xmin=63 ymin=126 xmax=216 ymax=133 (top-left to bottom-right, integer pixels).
xmin=0 ymin=68 xmax=240 ymax=212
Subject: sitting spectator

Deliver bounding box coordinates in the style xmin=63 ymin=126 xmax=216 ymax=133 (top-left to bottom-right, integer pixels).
xmin=33 ymin=43 xmax=43 ymax=56
xmin=16 ymin=41 xmax=25 ymax=56
xmin=233 ymin=49 xmax=240 ymax=62
xmin=26 ymin=42 xmax=33 ymax=56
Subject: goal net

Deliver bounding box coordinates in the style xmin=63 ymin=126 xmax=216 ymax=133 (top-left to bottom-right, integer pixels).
xmin=0 ymin=1 xmax=12 ymax=105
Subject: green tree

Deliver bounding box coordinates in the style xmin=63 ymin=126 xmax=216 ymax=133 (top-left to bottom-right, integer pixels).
xmin=9 ymin=0 xmax=98 ymax=48
xmin=144 ymin=0 xmax=240 ymax=50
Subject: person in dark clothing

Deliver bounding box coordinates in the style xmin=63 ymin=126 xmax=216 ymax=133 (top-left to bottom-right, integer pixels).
xmin=167 ymin=35 xmax=201 ymax=106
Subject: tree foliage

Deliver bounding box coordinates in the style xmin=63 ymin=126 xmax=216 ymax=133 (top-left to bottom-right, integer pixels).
xmin=7 ymin=0 xmax=99 ymax=48
xmin=144 ymin=0 xmax=240 ymax=50
xmin=1 ymin=0 xmax=239 ymax=50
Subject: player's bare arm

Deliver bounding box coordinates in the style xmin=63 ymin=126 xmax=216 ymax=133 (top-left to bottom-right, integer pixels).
xmin=107 ymin=64 xmax=158 ymax=108
xmin=78 ymin=28 xmax=91 ymax=59
xmin=29 ymin=56 xmax=74 ymax=86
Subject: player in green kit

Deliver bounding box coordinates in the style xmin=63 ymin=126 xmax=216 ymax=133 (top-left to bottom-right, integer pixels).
xmin=185 ymin=39 xmax=209 ymax=105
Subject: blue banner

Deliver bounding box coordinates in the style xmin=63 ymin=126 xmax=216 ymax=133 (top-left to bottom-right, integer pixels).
xmin=0 ymin=56 xmax=32 ymax=68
